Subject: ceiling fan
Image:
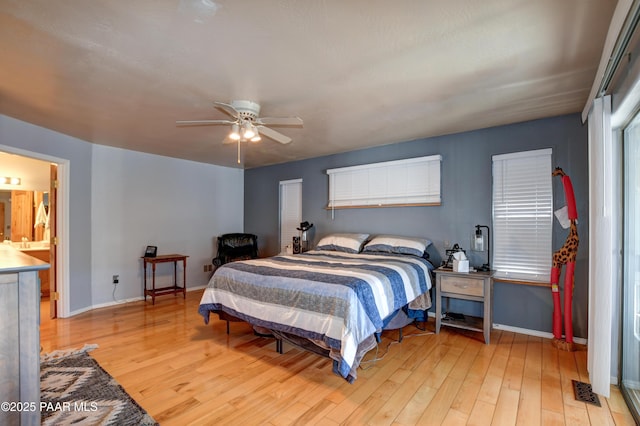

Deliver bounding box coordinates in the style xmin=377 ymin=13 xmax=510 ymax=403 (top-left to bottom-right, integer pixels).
xmin=176 ymin=100 xmax=303 ymax=145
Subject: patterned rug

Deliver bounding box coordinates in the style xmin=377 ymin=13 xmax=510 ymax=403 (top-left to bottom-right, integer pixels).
xmin=41 ymin=345 xmax=157 ymax=426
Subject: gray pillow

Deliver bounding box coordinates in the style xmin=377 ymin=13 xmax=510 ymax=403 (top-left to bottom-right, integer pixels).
xmin=362 ymin=235 xmax=432 ymax=257
xmin=315 ymin=233 xmax=370 ymax=253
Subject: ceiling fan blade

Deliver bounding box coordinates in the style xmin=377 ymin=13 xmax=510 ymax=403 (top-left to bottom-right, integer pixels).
xmin=213 ymin=101 xmax=240 ymax=118
xmin=256 ymin=117 xmax=303 ymax=126
xmin=257 ymin=125 xmax=292 ymax=144
xmin=176 ymin=119 xmax=236 ymax=126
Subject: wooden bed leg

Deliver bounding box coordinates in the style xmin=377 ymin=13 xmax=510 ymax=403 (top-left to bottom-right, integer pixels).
xmin=398 ymin=327 xmax=403 ymax=343
xmin=226 ymin=320 xmax=230 ymax=334
xmin=276 ymin=339 xmax=283 ymax=354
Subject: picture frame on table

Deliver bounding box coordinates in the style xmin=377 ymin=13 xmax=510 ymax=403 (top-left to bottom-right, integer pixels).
xmin=144 ymin=245 xmax=157 ymax=258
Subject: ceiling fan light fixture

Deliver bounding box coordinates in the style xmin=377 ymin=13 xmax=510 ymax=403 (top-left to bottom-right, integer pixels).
xmin=177 ymin=99 xmax=303 ymax=153
xmin=250 ymin=127 xmax=261 ymax=142
xmin=229 ymin=123 xmax=241 ymax=140
xmin=242 ymin=121 xmax=255 ymax=139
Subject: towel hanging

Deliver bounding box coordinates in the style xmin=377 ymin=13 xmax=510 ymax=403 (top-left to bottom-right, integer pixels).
xmin=34 ymin=201 xmax=47 ymax=228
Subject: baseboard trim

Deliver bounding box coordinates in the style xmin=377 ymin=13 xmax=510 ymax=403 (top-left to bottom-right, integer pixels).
xmin=68 ymin=296 xmax=145 ymax=316
xmin=426 ymin=312 xmax=587 ymax=345
xmin=187 ymin=284 xmax=208 ymax=291
xmin=492 ymin=323 xmax=588 ymax=345
xmin=66 ymin=285 xmax=209 ymax=317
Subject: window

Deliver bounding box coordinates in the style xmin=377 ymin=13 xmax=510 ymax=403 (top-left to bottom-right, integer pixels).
xmin=492 ymin=148 xmax=552 ymax=282
xmin=326 ymin=155 xmax=441 ymax=209
xmin=279 ymin=179 xmax=302 ymax=253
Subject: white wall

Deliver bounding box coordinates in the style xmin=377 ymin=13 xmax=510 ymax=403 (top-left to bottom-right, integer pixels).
xmin=91 ymin=144 xmax=244 ymax=306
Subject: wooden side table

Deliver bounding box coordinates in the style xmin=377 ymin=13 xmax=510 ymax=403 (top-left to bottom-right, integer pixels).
xmin=142 ymin=254 xmax=188 ymax=304
xmin=435 ymin=267 xmax=493 ymax=344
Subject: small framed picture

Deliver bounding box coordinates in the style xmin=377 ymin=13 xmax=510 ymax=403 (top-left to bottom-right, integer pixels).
xmin=144 ymin=246 xmax=157 ymax=258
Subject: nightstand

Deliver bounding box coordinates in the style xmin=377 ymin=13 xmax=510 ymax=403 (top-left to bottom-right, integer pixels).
xmin=435 ymin=268 xmax=493 ymax=344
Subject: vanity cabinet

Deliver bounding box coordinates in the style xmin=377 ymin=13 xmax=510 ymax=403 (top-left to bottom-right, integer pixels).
xmin=0 ymin=244 xmax=49 ymax=426
xmin=23 ymin=249 xmax=50 ymax=297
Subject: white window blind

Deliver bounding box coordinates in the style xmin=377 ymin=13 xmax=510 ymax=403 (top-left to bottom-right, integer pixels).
xmin=279 ymin=179 xmax=302 ymax=253
xmin=327 ymin=155 xmax=441 ymax=208
xmin=492 ymin=149 xmax=552 ymax=282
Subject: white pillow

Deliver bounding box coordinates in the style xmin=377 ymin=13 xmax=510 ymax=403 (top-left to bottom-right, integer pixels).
xmin=362 ymin=235 xmax=432 ymax=257
xmin=315 ymin=233 xmax=369 ymax=253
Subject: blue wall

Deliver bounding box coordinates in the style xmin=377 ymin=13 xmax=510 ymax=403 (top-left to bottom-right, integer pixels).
xmin=1 ymin=115 xmax=93 ymax=313
xmin=244 ymin=113 xmax=589 ymax=338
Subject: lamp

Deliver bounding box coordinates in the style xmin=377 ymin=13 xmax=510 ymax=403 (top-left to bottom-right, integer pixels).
xmin=2 ymin=177 xmax=21 ymax=185
xmin=471 ymin=224 xmax=490 ymax=271
xmin=296 ymin=221 xmax=314 ymax=252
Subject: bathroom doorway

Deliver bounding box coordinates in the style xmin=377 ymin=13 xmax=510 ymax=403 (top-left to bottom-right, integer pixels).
xmin=0 ymin=150 xmax=61 ymax=319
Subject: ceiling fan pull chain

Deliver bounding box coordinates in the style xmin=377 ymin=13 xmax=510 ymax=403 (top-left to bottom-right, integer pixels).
xmin=237 ymin=139 xmax=241 ymax=164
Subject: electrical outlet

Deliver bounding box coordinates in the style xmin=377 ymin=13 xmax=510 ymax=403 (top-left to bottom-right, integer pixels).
xmin=112 ymin=275 xmax=119 ymax=285
xmin=208 ymin=264 xmax=213 ymax=272
xmin=203 ymin=264 xmax=208 ymax=272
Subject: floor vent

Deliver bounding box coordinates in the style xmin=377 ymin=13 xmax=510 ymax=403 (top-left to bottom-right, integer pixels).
xmin=572 ymin=380 xmax=601 ymax=407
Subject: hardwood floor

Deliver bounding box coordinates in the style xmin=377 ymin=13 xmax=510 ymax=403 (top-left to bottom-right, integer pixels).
xmin=40 ymin=290 xmax=636 ymax=425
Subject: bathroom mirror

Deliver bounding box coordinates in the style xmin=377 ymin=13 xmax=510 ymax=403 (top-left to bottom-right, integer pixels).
xmin=0 ymin=190 xmax=49 ymax=242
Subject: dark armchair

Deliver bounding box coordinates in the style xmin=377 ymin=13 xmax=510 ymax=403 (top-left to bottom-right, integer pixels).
xmin=213 ymin=233 xmax=258 ymax=267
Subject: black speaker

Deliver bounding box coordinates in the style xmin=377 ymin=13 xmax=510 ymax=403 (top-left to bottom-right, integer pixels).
xmin=292 ymin=236 xmax=301 ymax=254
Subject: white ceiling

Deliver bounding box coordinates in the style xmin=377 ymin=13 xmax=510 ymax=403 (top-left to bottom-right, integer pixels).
xmin=0 ymin=1 xmax=616 ymax=169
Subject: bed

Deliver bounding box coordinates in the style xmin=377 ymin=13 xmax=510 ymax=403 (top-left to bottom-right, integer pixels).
xmin=198 ymin=234 xmax=434 ymax=382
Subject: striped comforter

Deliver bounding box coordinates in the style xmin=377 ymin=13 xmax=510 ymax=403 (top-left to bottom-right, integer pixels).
xmin=198 ymin=250 xmax=433 ymax=382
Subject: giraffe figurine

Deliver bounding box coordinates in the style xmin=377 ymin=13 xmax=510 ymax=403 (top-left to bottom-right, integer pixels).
xmin=550 ymin=167 xmax=579 ymax=351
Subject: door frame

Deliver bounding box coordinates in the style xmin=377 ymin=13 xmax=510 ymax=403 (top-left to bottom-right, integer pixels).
xmin=279 ymin=178 xmax=302 ymax=254
xmin=0 ymin=144 xmax=70 ymax=318
xmin=620 ymin=120 xmax=640 ymax=424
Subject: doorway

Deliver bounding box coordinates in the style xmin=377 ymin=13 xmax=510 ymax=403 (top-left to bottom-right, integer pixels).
xmin=621 ymin=113 xmax=640 ymax=423
xmin=0 ymin=149 xmax=62 ymax=319
xmin=279 ymin=179 xmax=302 ymax=254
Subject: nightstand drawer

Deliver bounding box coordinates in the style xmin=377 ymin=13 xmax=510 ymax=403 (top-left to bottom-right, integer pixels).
xmin=440 ymin=275 xmax=484 ymax=297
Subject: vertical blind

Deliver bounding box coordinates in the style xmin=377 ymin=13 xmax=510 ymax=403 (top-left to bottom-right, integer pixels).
xmin=327 ymin=155 xmax=441 ymax=208
xmin=492 ymin=149 xmax=552 ymax=282
xmin=279 ymin=179 xmax=302 ymax=253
